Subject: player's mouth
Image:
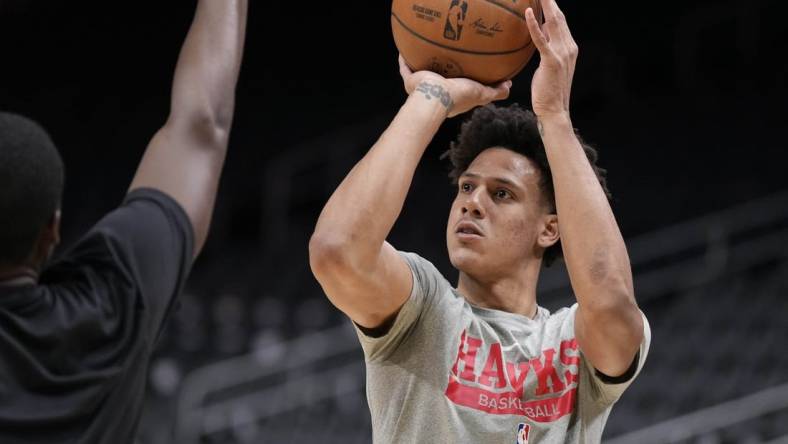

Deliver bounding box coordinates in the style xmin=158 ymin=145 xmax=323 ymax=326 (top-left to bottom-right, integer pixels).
xmin=455 ymin=221 xmax=484 ymax=240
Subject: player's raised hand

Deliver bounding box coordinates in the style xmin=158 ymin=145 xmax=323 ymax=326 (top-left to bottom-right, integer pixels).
xmin=398 ymin=55 xmax=511 ymax=118
xmin=525 ymin=0 xmax=577 ymax=119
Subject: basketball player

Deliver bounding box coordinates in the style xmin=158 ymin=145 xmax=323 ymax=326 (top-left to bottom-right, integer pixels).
xmin=309 ymin=0 xmax=650 ymax=442
xmin=0 ymin=0 xmax=246 ymax=441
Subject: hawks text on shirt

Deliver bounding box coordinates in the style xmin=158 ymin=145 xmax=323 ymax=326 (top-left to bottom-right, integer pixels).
xmin=445 ymin=329 xmax=580 ymax=422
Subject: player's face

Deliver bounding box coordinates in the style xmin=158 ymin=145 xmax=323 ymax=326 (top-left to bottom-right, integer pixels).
xmin=446 ymin=148 xmax=553 ymax=280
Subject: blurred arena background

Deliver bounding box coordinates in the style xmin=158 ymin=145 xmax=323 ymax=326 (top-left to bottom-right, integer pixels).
xmin=1 ymin=0 xmax=786 ymax=442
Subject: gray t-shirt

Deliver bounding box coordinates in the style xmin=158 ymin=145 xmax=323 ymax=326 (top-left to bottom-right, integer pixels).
xmin=355 ymin=252 xmax=651 ymax=444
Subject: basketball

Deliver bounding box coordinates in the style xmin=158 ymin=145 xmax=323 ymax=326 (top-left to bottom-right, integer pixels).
xmin=391 ymin=0 xmax=542 ymax=85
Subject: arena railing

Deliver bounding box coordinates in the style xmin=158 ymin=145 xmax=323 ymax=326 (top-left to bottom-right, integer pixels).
xmin=606 ymin=382 xmax=788 ymax=444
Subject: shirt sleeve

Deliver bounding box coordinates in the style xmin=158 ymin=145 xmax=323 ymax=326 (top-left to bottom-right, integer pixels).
xmin=574 ymin=304 xmax=652 ymax=405
xmin=353 ymin=251 xmax=450 ymax=362
xmin=42 ymin=187 xmax=194 ymax=343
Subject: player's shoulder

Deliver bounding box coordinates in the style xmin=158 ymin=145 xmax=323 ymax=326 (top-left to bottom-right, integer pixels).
xmin=106 ymin=187 xmax=194 ymax=242
xmin=397 ymin=250 xmax=444 ymax=278
xmin=122 ymin=187 xmax=192 ymax=223
xmin=45 ymin=187 xmax=193 ymax=278
xmin=538 ymin=303 xmax=579 ymax=334
xmin=540 ymin=303 xmax=576 ymax=321
xmin=396 ymin=250 xmax=455 ymax=297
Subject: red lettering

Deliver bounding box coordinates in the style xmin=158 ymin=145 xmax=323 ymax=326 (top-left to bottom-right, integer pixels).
xmin=451 ymin=330 xmax=483 ymax=382
xmin=560 ymin=339 xmax=580 ymax=385
xmin=505 ymin=361 xmax=530 ymax=396
xmin=478 ymin=343 xmax=507 ymax=388
xmin=445 ymin=378 xmax=576 ymax=421
xmin=530 ymin=349 xmax=566 ymax=396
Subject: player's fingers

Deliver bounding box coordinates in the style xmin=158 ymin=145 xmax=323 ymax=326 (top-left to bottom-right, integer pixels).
xmin=399 ymin=54 xmax=415 ymax=91
xmin=526 ymin=8 xmax=552 ymax=56
xmin=541 ymin=0 xmax=564 ymax=23
xmin=487 ymin=80 xmax=512 ymax=101
xmin=398 ymin=55 xmax=413 ymax=78
xmin=543 ymin=0 xmax=574 ymax=46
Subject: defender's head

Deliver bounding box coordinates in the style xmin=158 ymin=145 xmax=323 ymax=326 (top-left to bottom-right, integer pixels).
xmin=0 ymin=112 xmax=63 ymax=272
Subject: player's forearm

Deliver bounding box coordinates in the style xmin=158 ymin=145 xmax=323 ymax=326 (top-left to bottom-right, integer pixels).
xmin=541 ymin=113 xmax=642 ymax=374
xmin=169 ymin=0 xmax=247 ymax=132
xmin=311 ymin=92 xmax=447 ymax=269
xmin=539 ymin=113 xmax=636 ymax=311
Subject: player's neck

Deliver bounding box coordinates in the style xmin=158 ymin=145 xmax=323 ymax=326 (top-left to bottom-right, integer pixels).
xmin=456 ymin=262 xmax=540 ymax=319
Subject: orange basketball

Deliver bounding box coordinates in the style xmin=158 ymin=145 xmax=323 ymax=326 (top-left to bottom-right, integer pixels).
xmin=391 ymin=0 xmax=542 ymax=84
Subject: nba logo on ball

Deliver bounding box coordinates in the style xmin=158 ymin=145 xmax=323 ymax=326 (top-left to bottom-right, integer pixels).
xmin=443 ymin=0 xmax=468 ymax=41
xmin=391 ymin=0 xmax=542 ymax=84
xmin=516 ymin=423 xmax=531 ymax=444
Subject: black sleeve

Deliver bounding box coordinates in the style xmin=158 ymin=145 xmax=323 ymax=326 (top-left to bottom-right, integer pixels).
xmin=595 ymin=350 xmax=640 ymax=384
xmin=42 ymin=188 xmax=194 ymax=342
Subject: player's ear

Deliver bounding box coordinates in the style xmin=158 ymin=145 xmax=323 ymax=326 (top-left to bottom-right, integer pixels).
xmin=537 ymin=214 xmax=559 ymax=248
xmin=41 ymin=210 xmax=61 ymax=253
xmin=29 ymin=210 xmax=61 ymax=267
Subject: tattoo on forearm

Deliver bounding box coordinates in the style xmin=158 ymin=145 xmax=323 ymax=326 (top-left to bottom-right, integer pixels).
xmin=415 ymin=82 xmax=454 ymax=112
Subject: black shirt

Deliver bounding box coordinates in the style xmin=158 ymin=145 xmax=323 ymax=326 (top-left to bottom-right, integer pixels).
xmin=0 ymin=188 xmax=194 ymax=443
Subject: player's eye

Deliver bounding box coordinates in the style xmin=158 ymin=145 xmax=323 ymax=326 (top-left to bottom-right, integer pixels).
xmin=494 ymin=189 xmax=511 ymax=200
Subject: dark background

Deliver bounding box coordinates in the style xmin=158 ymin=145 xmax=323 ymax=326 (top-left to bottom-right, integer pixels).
xmin=2 ymin=0 xmax=784 ymax=312
xmin=1 ymin=0 xmax=785 ymax=253
xmin=1 ymin=0 xmax=787 ymax=441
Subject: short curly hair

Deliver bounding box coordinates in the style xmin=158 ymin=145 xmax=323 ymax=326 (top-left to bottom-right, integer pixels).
xmin=0 ymin=112 xmax=64 ymax=267
xmin=442 ymin=103 xmax=611 ymax=267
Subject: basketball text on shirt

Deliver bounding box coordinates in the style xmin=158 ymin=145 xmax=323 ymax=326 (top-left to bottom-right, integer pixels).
xmin=446 ymin=329 xmax=580 ymax=422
